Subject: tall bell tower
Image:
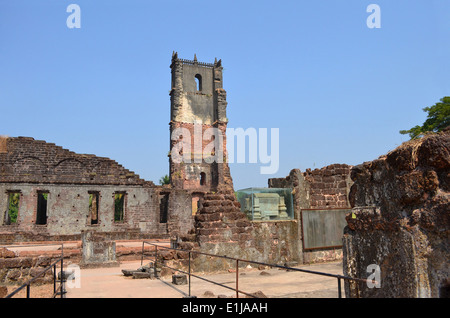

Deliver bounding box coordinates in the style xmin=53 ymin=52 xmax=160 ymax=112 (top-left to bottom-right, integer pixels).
xmin=169 ymin=52 xmax=233 ymax=193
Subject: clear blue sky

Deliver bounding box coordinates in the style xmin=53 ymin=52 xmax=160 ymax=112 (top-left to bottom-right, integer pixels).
xmin=1 ymin=0 xmax=449 ymax=190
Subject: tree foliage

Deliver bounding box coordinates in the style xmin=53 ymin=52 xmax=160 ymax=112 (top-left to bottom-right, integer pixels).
xmin=400 ymin=97 xmax=450 ymax=139
xmin=159 ymin=174 xmax=170 ymax=185
xmin=7 ymin=193 xmax=20 ymax=224
xmin=114 ymin=193 xmax=124 ymax=222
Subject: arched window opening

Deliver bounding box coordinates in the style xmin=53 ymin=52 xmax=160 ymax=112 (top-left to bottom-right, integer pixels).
xmin=200 ymin=172 xmax=206 ymax=186
xmin=195 ymin=74 xmax=202 ymax=92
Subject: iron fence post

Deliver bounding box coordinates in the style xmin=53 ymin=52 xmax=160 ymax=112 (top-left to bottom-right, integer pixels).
xmin=188 ymin=251 xmax=191 ymax=297
xmin=53 ymin=264 xmax=56 ymax=295
xmin=154 ymin=245 xmax=158 ymax=277
xmin=61 ymin=256 xmax=64 ymax=298
xmin=26 ymin=284 xmax=30 ymax=298
xmin=338 ymin=278 xmax=342 ymax=298
xmin=141 ymin=241 xmax=145 ymax=266
xmin=236 ymin=259 xmax=239 ymax=298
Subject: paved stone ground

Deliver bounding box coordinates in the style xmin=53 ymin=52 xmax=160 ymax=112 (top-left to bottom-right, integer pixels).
xmin=3 ymin=241 xmax=346 ymax=298
xmin=4 ymin=284 xmax=55 ymax=298
xmin=65 ymin=260 xmax=346 ymax=298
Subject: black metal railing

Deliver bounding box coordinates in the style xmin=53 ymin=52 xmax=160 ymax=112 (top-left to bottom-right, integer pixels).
xmin=3 ymin=244 xmax=65 ymax=298
xmin=141 ymin=241 xmax=374 ymax=298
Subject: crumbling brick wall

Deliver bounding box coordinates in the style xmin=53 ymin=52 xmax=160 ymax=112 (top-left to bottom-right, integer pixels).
xmin=0 ymin=136 xmax=6 ymax=154
xmin=169 ymin=122 xmax=223 ymax=191
xmin=303 ymin=164 xmax=353 ymax=209
xmin=269 ymin=164 xmax=353 ymax=210
xmin=193 ymin=191 xmax=251 ymax=245
xmin=268 ymin=164 xmax=353 ymax=263
xmin=0 ymin=247 xmax=71 ymax=286
xmin=170 ymin=188 xmax=301 ymax=272
xmin=164 ymin=189 xmax=194 ymax=239
xmin=343 ymin=130 xmax=450 ymax=298
xmin=0 ymin=241 xmax=153 ymax=287
xmin=0 ymin=137 xmax=149 ymax=185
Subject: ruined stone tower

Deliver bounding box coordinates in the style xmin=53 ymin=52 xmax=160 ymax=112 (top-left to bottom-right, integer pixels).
xmin=169 ymin=52 xmax=233 ymax=195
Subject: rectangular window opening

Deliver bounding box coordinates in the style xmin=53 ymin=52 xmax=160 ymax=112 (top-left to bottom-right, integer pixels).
xmin=36 ymin=192 xmax=48 ymax=225
xmin=159 ymin=193 xmax=169 ymax=223
xmin=89 ymin=192 xmax=99 ymax=225
xmin=5 ymin=192 xmax=20 ymax=225
xmin=114 ymin=193 xmax=125 ymax=222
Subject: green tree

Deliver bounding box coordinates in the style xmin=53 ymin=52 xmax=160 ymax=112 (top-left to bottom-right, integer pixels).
xmin=114 ymin=193 xmax=124 ymax=222
xmin=400 ymin=97 xmax=450 ymax=139
xmin=7 ymin=193 xmax=20 ymax=224
xmin=159 ymin=174 xmax=170 ymax=185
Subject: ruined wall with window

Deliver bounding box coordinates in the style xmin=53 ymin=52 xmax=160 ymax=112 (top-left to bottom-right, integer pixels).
xmin=0 ymin=136 xmax=184 ymax=243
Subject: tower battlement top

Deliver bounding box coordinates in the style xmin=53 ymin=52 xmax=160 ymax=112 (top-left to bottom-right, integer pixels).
xmin=171 ymin=51 xmax=222 ymax=68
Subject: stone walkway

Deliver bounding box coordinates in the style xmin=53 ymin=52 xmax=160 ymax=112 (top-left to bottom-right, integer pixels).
xmin=66 ymin=260 xmax=346 ymax=298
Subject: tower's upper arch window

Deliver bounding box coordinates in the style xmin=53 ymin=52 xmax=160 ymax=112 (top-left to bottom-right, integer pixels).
xmin=200 ymin=172 xmax=206 ymax=186
xmin=195 ymin=74 xmax=202 ymax=92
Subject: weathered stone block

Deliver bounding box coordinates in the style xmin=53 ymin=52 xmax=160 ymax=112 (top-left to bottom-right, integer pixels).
xmin=80 ymin=231 xmax=118 ymax=268
xmin=0 ymin=286 xmax=7 ymax=298
xmin=159 ymin=249 xmax=177 ymax=260
xmin=132 ymin=272 xmax=152 ymax=279
xmin=6 ymin=269 xmax=21 ymax=281
xmin=0 ymin=258 xmax=21 ymax=268
xmin=172 ymin=274 xmax=187 ymax=285
xmin=121 ymin=269 xmax=136 ymax=277
xmin=0 ymin=248 xmax=15 ymax=259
